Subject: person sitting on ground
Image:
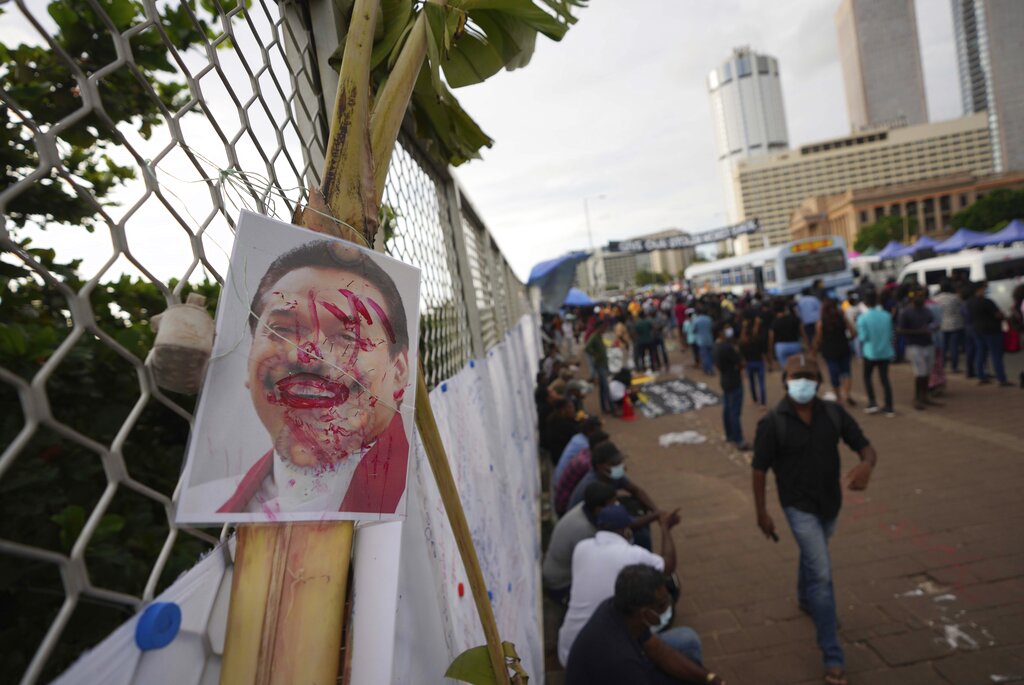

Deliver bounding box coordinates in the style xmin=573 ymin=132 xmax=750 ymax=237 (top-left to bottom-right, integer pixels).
xmin=554 ymin=431 xmax=610 ymax=517
xmin=543 ymin=397 xmax=580 ymax=463
xmin=554 ymin=416 xmax=603 ymax=488
xmin=542 ymin=481 xmax=618 ymax=604
xmin=565 ymin=441 xmax=662 ymax=550
xmin=566 ymin=564 xmax=724 ymax=685
xmin=557 ymin=504 xmax=681 ymax=667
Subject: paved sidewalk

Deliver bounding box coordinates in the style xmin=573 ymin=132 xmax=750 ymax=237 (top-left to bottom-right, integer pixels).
xmin=547 ymin=345 xmax=1024 ymax=684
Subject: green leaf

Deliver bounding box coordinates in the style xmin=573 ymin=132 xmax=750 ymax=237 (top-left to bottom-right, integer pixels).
xmin=445 ymin=645 xmax=499 ymax=684
xmin=94 ymin=513 xmax=126 ymax=541
xmin=51 ymin=505 xmax=86 ymax=551
xmin=454 ymin=0 xmax=568 ymax=40
xmin=0 ymin=324 xmax=29 ymax=356
xmin=371 ymin=0 xmax=414 ymax=69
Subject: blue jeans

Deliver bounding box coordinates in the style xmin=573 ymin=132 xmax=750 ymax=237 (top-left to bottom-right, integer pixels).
xmin=722 ymin=386 xmax=744 ymax=445
xmin=975 ymin=333 xmax=1007 ymax=382
xmin=775 ymin=341 xmax=802 ymax=368
xmin=964 ymin=332 xmax=976 ymax=377
xmin=784 ymin=507 xmax=843 ymax=669
xmin=699 ymin=344 xmax=714 ymax=375
xmin=658 ymin=626 xmax=704 ymax=666
xmin=747 ymin=360 xmax=766 ymax=405
xmin=942 ymin=329 xmax=964 ymax=372
xmin=595 ymin=365 xmax=613 ymax=413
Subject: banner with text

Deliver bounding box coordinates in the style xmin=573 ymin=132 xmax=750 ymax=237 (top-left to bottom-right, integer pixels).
xmin=607 ymin=219 xmax=759 ymax=253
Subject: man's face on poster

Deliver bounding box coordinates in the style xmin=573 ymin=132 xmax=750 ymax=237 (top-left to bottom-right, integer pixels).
xmin=247 ymin=265 xmax=409 ymax=469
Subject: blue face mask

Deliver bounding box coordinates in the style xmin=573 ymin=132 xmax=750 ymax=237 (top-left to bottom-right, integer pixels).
xmin=787 ymin=378 xmax=818 ymax=404
xmin=608 ymin=464 xmax=626 ymax=480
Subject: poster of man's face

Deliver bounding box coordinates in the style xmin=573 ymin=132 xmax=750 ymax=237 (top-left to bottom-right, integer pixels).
xmin=176 ymin=210 xmax=421 ymax=523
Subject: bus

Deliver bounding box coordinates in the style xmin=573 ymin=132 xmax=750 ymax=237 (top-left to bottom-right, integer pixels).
xmin=684 ymin=236 xmax=854 ymax=297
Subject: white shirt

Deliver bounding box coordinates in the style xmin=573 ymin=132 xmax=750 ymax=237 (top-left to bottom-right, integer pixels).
xmin=556 ymin=531 xmax=664 ymax=666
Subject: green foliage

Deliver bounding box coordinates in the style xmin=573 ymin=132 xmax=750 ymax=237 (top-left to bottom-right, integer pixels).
xmin=951 ymin=188 xmax=1024 ymax=232
xmin=0 ymin=242 xmax=220 ymax=680
xmin=0 ymin=0 xmax=239 ymax=232
xmin=331 ymin=0 xmax=586 ymax=167
xmin=853 ymin=215 xmax=918 ymax=252
xmin=445 ymin=641 xmax=528 ymax=684
xmin=635 ymin=270 xmax=670 ymax=287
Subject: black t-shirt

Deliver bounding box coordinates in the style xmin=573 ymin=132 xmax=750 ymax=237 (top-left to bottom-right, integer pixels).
xmin=713 ymin=341 xmax=742 ymax=391
xmin=751 ymin=399 xmax=870 ymax=520
xmin=739 ymin=320 xmax=769 ymax=360
xmin=820 ymin=318 xmax=851 ymax=360
xmin=771 ymin=313 xmax=802 ymax=343
xmin=897 ymin=305 xmax=934 ymax=346
xmin=544 ymin=415 xmax=579 ymax=459
xmin=565 ymin=599 xmax=675 ymax=685
xmin=966 ymin=296 xmax=1002 ymax=336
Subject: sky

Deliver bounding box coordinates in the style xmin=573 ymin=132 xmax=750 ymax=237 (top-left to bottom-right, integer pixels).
xmin=3 ymin=0 xmax=963 ymax=286
xmin=451 ymin=0 xmax=963 ymax=280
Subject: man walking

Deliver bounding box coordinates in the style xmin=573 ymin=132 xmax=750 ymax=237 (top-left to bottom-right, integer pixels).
xmin=897 ymin=285 xmax=939 ymax=410
xmin=856 ymin=291 xmax=895 ymax=417
xmin=752 ymin=354 xmax=877 ymax=685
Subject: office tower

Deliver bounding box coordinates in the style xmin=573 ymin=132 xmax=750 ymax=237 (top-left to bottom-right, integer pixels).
xmin=952 ymin=0 xmax=1024 ymax=171
xmin=707 ymin=46 xmax=789 ymax=225
xmin=835 ymin=0 xmax=928 ymax=131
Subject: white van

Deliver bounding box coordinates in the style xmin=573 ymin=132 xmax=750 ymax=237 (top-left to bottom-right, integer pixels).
xmin=898 ymin=247 xmax=1024 ymax=314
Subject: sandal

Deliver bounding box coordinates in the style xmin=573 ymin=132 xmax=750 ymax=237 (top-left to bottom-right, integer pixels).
xmin=824 ymin=667 xmax=848 ymax=685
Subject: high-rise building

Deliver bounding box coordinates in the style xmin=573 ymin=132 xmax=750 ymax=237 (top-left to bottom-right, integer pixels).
xmin=732 ymin=113 xmax=993 ymax=248
xmin=707 ymin=47 xmax=789 ymax=225
xmin=835 ymin=0 xmax=929 ymax=132
xmin=952 ymin=0 xmax=1024 ymax=171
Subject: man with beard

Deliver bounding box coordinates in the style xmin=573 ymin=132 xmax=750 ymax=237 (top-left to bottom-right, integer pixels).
xmin=205 ymin=240 xmax=411 ymax=516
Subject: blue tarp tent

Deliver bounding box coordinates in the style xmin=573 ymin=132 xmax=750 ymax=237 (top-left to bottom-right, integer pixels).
xmin=935 ymin=228 xmax=992 ymax=253
xmin=876 ymin=241 xmax=905 ymax=259
xmin=563 ymin=287 xmax=594 ymax=307
xmin=895 ymin=236 xmax=940 ymax=257
xmin=527 ymin=251 xmax=590 ymax=314
xmin=988 ymin=218 xmax=1024 ymax=244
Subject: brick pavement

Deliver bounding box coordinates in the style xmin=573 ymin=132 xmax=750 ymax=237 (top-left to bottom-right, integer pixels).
xmin=545 ymin=344 xmax=1024 ymax=684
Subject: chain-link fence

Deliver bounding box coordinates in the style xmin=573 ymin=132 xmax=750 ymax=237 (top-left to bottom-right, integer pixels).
xmin=0 ymin=2 xmax=531 ymax=682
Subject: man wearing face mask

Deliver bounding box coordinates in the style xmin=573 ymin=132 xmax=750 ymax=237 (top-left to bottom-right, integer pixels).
xmin=751 ymin=354 xmax=877 ymax=685
xmin=566 ymin=564 xmax=724 ymax=685
xmin=557 ymin=504 xmax=682 ymax=667
xmin=565 ymin=441 xmax=662 ymax=550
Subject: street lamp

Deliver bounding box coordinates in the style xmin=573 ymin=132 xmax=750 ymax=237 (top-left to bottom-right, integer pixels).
xmin=583 ymin=194 xmax=606 ymax=295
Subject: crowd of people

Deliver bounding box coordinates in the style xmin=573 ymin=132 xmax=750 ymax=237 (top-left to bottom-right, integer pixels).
xmin=534 ymin=275 xmax=1022 ymax=684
